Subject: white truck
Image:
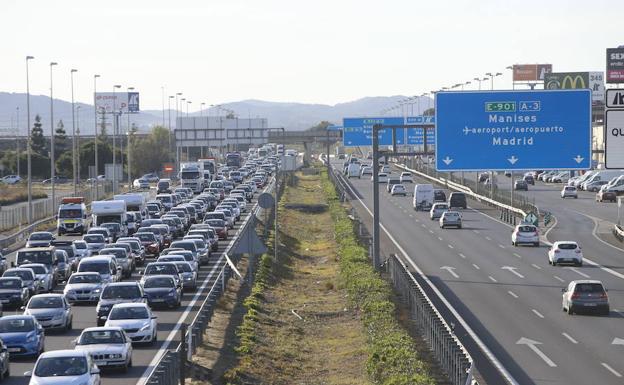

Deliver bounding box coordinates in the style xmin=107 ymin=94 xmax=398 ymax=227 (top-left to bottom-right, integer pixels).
xmin=179 ymin=162 xmax=206 ymax=194
xmin=57 ymin=197 xmax=88 ymax=235
xmin=91 ymin=200 xmax=128 ymax=237
xmin=198 ymin=158 xmax=216 ymax=181
xmin=113 ymin=193 xmax=147 ymax=216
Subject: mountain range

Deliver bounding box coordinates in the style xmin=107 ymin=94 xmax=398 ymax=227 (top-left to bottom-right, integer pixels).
xmin=0 ymin=92 xmax=432 ymax=136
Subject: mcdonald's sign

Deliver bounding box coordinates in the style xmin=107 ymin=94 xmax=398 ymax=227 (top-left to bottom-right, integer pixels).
xmin=544 ymin=72 xmax=604 ymax=104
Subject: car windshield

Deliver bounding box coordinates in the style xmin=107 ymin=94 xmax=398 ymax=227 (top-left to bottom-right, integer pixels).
xmin=145 ymin=264 xmax=177 ymax=275
xmin=574 ymin=283 xmax=605 ymax=293
xmin=137 ymin=233 xmax=156 ymax=242
xmin=101 ymin=249 xmax=126 ymax=259
xmin=16 ymin=250 xmax=53 ymax=265
xmin=74 ymin=242 xmax=87 ymax=250
xmin=144 ymin=277 xmax=175 ymax=288
xmin=59 ymin=209 xmax=82 ymax=219
xmin=175 ymin=263 xmax=192 ymax=272
xmin=0 ymin=318 xmax=34 ymax=333
xmin=102 ymin=223 xmax=121 ymax=231
xmin=29 ymin=233 xmax=53 ymax=241
xmin=171 ymin=242 xmax=196 ymax=252
xmin=68 ymin=274 xmax=101 ymax=284
xmin=29 ymin=296 xmax=63 ymax=309
xmin=101 ymin=285 xmax=141 ymax=299
xmin=4 ymin=270 xmax=33 ymax=281
xmin=78 ymin=262 xmax=110 ymax=275
xmin=0 ymin=279 xmax=21 ymax=289
xmin=558 ymin=243 xmax=578 ymax=250
xmin=79 ymin=330 xmax=125 ymax=345
xmin=26 ymin=266 xmax=47 ymax=274
xmin=34 ymin=356 xmax=88 ymax=377
xmin=109 ymin=306 xmax=149 ymax=320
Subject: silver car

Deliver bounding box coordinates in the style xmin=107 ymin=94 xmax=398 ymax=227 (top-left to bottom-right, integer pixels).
xmin=83 ymin=234 xmax=107 ymax=254
xmin=429 ymin=203 xmax=449 ymax=220
xmin=3 ymin=268 xmax=40 ymax=296
xmin=562 ymin=280 xmax=610 ymax=315
xmin=439 ymin=211 xmax=462 ymax=229
xmin=73 ymin=240 xmax=92 ymax=262
xmin=174 ymin=262 xmax=197 ymax=291
xmin=20 ymin=264 xmax=54 ymax=293
xmin=64 ymin=272 xmax=104 ymax=304
xmin=24 ymin=294 xmax=73 ymax=331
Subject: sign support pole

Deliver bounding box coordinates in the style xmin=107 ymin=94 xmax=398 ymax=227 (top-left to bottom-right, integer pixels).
xmin=510 ymin=173 xmax=514 ymax=209
xmin=372 ymin=124 xmax=381 ymax=270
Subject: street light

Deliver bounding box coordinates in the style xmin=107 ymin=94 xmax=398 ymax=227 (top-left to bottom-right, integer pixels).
xmin=187 ymin=100 xmax=191 ymax=117
xmin=485 ymin=72 xmax=502 ymax=90
xmin=70 ymin=68 xmax=78 ymax=195
xmin=175 ymin=93 xmax=182 ymax=170
xmin=127 ymin=86 xmax=134 ymax=189
xmin=168 ymin=95 xmax=174 ymax=153
xmin=26 ymin=55 xmax=34 ymax=223
xmin=113 ymin=84 xmax=122 ymax=193
xmin=464 ymin=81 xmax=471 ymax=90
xmin=200 ymin=102 xmax=206 ymax=117
xmin=474 ymin=77 xmax=482 ymax=90
xmin=76 ymin=105 xmax=81 ymax=186
xmin=93 ymin=74 xmax=100 ymax=198
xmin=506 ymin=66 xmax=514 ymax=89
xmin=49 ymin=62 xmax=58 ymax=212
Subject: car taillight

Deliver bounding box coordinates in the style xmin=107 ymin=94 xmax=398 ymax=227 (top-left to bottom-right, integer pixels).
xmin=554 ymin=249 xmax=560 ymax=253
xmin=571 ymin=293 xmax=580 ymax=299
xmin=599 ymin=292 xmax=608 ymax=299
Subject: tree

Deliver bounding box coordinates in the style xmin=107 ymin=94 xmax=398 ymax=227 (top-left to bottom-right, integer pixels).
xmin=423 ymin=107 xmax=435 ymax=116
xmin=306 ymin=121 xmax=331 ymax=132
xmin=1 ymin=151 xmax=50 ymax=179
xmin=131 ymin=126 xmax=174 ymax=176
xmin=54 ymin=119 xmax=69 ymax=155
xmin=30 ymin=114 xmax=47 ymax=156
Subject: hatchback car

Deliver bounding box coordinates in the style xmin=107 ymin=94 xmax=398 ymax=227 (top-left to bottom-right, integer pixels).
xmin=448 ymin=192 xmax=467 ymax=209
xmin=142 ymin=275 xmax=182 ymax=308
xmin=26 ymin=232 xmax=55 ymax=248
xmin=26 ymin=349 xmax=100 ymax=385
xmin=596 ymin=189 xmax=617 ymax=203
xmin=548 ymin=241 xmax=583 ymax=266
xmin=561 ymin=186 xmax=578 ymax=199
xmin=0 ymin=315 xmax=44 ymax=357
xmin=374 ymin=173 xmax=389 ymax=183
xmin=562 ymin=280 xmax=609 ymax=315
xmin=83 ymin=234 xmax=107 ymax=254
xmin=400 ymin=172 xmax=413 ymax=183
xmin=104 ymin=303 xmax=157 ymax=344
xmin=429 ymin=203 xmax=449 ymax=220
xmin=360 ymin=166 xmax=373 ymax=176
xmin=433 ymin=189 xmax=447 ymax=203
xmin=0 ymin=277 xmax=29 ymax=308
xmin=20 ymin=264 xmax=54 ymax=293
xmin=73 ymin=240 xmax=92 ymax=262
xmin=23 ymin=294 xmax=73 ymax=331
xmin=74 ymin=327 xmax=133 ymax=372
xmin=390 ymin=184 xmax=407 ymax=196
xmin=63 ymin=272 xmax=104 ymax=304
xmin=440 ymin=211 xmax=462 ymax=229
xmin=523 ymin=174 xmax=535 ymax=185
xmin=3 ymin=268 xmax=39 ymax=296
xmin=96 ymin=282 xmax=146 ymax=326
xmin=514 ymin=180 xmax=528 ymax=191
xmin=511 ymin=225 xmax=539 ymax=247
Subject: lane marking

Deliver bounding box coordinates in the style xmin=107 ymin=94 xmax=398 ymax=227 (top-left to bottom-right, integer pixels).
xmin=409 ymin=214 xmax=413 ymax=218
xmin=601 ymin=363 xmax=623 ymax=378
xmin=531 ymin=264 xmax=542 ymax=270
xmin=564 ymin=266 xmax=590 ymax=278
xmin=448 ymin=244 xmax=454 ymax=249
xmin=532 ymin=309 xmax=545 ymax=319
xmin=516 ymin=337 xmax=556 ymax=368
xmin=459 ymin=253 xmax=467 ymax=259
xmin=473 ymin=230 xmax=480 ymax=234
xmin=513 ymin=253 xmax=522 ymax=259
xmin=553 ymin=275 xmax=565 ymax=282
xmin=498 ymin=244 xmax=506 ymax=249
xmin=507 ymin=291 xmax=518 ymax=298
xmin=485 ymin=236 xmax=492 ymax=241
xmin=438 ymin=236 xmax=443 ymax=241
xmin=561 ymin=332 xmax=578 ymax=344
xmin=429 ymin=230 xmax=434 ymax=234
xmin=472 ymin=263 xmax=480 ymax=270
xmin=421 ymin=223 xmax=427 ymax=228
xmin=440 ymin=266 xmax=459 ymax=278
xmin=488 ymin=276 xmax=498 ymax=282
xmin=501 ymin=266 xmax=525 ymax=279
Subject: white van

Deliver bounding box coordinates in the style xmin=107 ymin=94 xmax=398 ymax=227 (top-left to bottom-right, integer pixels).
xmin=347 ymin=163 xmax=361 ymax=179
xmin=412 ymin=184 xmax=434 ymax=211
xmin=581 ymin=170 xmax=624 ymax=190
xmin=600 ymin=174 xmax=624 ymax=193
xmin=572 ymin=171 xmax=595 ymax=188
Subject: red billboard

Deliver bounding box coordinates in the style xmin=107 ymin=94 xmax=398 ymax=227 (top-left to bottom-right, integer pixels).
xmin=512 ymin=64 xmax=552 ymax=82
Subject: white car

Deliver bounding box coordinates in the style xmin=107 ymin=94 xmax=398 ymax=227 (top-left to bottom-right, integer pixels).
xmin=20 ymin=264 xmax=54 ymax=292
xmin=74 ymin=327 xmax=133 ymax=372
xmin=381 ymin=165 xmax=391 ymax=173
xmin=561 ymin=186 xmax=578 ymax=199
xmin=1 ymin=175 xmax=21 ymax=184
xmin=548 ymin=241 xmax=583 ymax=266
xmin=25 ymin=349 xmax=101 ymax=385
xmin=361 ymin=166 xmax=373 ymax=176
xmin=390 ymin=184 xmax=407 ymax=196
xmin=63 ymin=272 xmax=104 ymax=304
xmin=132 ymin=178 xmax=150 ymax=189
xmin=429 ymin=203 xmax=449 ymax=220
xmin=373 ymin=173 xmax=389 ymax=183
xmin=439 ymin=211 xmax=462 ymax=229
xmin=511 ymin=224 xmax=539 ymax=247
xmin=400 ymin=172 xmax=413 ymax=183
xmin=105 ymin=303 xmax=158 ymax=344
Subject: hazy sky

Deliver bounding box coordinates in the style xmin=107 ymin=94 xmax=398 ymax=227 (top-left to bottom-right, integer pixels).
xmin=2 ymin=0 xmax=622 ymax=110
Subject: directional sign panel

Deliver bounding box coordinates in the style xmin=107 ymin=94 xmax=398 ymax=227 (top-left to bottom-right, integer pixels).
xmin=605 ymin=109 xmax=624 ymax=169
xmin=435 ymin=90 xmax=591 ymax=171
xmin=406 ymin=116 xmax=435 ymax=145
xmin=343 ymin=117 xmax=405 ymax=146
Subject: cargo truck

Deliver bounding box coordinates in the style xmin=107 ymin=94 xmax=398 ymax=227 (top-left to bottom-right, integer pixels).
xmin=91 ymin=200 xmax=128 ymax=237
xmin=180 ymin=162 xmax=206 ymax=194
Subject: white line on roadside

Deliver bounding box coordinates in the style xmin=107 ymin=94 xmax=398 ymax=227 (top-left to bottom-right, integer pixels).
xmin=507 ymin=291 xmax=518 ymax=298
xmin=486 ymin=236 xmax=492 ymax=241
xmin=601 ymin=363 xmax=623 ymax=378
xmin=472 ymin=263 xmax=480 ymax=270
xmin=561 ymin=332 xmax=578 ymax=344
xmin=473 ymin=230 xmax=480 ymax=234
xmin=498 ymin=244 xmax=506 ymax=249
xmin=553 ymin=275 xmax=565 ymax=282
xmin=564 ymin=266 xmax=590 ymax=278
xmin=531 ymin=264 xmax=542 ymax=270
xmin=448 ymin=244 xmax=454 ymax=249
xmin=532 ymin=309 xmax=545 ymax=318
xmin=488 ymin=276 xmax=497 ymax=282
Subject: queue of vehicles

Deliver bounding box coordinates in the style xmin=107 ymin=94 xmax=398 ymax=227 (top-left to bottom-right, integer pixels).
xmin=0 ymin=149 xmax=280 ymax=383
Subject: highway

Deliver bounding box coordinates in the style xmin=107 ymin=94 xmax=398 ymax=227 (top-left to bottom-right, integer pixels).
xmin=0 ymin=183 xmax=268 ymax=385
xmin=332 ymin=160 xmax=624 ymax=385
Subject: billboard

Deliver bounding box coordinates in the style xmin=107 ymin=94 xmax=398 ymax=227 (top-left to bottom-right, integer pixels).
xmin=95 ymin=92 xmax=140 ymax=113
xmin=544 ymin=72 xmax=604 ymax=104
xmin=607 ymin=48 xmax=624 ymax=84
xmin=512 ymin=64 xmax=552 ymax=81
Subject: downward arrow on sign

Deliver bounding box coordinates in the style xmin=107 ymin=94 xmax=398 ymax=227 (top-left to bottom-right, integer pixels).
xmin=508 ymin=155 xmax=518 ymax=165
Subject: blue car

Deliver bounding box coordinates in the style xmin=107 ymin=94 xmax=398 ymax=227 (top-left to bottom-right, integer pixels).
xmin=0 ymin=315 xmax=44 ymax=357
xmin=142 ymin=275 xmax=182 ymax=308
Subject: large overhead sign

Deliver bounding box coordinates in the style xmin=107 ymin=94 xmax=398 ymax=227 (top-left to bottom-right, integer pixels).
xmin=95 ymin=92 xmax=140 ymax=113
xmin=605 ymin=89 xmax=624 ymax=169
xmin=544 ymin=72 xmax=604 ymax=104
xmin=342 ymin=116 xmax=434 ymax=146
xmin=435 ymin=90 xmax=591 ymax=171
xmin=606 ymin=48 xmax=624 ymax=84
xmin=512 ymin=64 xmax=552 ymax=81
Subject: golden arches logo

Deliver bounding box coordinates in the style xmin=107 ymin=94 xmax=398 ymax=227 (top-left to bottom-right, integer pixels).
xmin=560 ymin=75 xmax=587 ymax=89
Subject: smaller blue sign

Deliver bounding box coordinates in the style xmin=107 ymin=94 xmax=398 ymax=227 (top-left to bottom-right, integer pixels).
xmin=327 ymin=125 xmax=343 ymax=131
xmin=343 ymin=117 xmax=405 ymax=146
xmin=128 ymin=92 xmax=140 ymax=113
xmin=405 ymin=116 xmax=435 ymax=145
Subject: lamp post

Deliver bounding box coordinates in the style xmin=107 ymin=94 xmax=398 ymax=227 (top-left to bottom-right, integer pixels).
xmin=127 ymin=87 xmax=134 ymax=189
xmin=161 ymin=86 xmax=165 ymax=127
xmin=49 ymin=62 xmax=58 ymax=212
xmin=187 ymin=100 xmax=191 ymax=117
xmin=16 ymin=107 xmax=20 ymax=177
xmin=112 ymin=84 xmax=122 ymax=194
xmin=200 ymin=102 xmax=205 ymax=117
xmin=474 ymin=77 xmax=482 ymax=90
xmin=76 ymin=106 xmax=81 ymax=187
xmin=168 ymin=95 xmax=174 ymax=154
xmin=175 ymin=93 xmax=182 ymax=170
xmin=71 ymin=68 xmax=78 ymax=195
xmin=26 ymin=55 xmax=34 ymax=223
xmin=93 ymin=74 xmax=100 ymax=198
xmin=506 ymin=66 xmax=514 ymax=89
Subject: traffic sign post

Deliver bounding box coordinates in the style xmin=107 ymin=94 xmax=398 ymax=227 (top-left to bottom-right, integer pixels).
xmin=605 ymin=89 xmax=624 ymax=169
xmin=524 ymin=212 xmax=538 ymax=227
xmin=435 ymin=90 xmax=592 ymax=171
xmin=342 ymin=116 xmax=435 ymax=147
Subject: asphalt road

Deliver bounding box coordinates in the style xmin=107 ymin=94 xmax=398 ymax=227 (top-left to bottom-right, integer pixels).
xmin=333 ymin=160 xmax=624 ymax=385
xmin=0 ymin=182 xmax=268 ymax=385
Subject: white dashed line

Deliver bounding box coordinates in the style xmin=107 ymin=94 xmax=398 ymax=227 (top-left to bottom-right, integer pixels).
xmin=448 ymin=244 xmax=454 ymax=249
xmin=438 ymin=236 xmax=443 ymax=241
xmin=601 ymin=363 xmax=622 ymax=378
xmin=553 ymin=275 xmax=565 ymax=282
xmin=473 ymin=230 xmax=480 ymax=234
xmin=531 ymin=264 xmax=542 ymax=270
xmin=488 ymin=276 xmax=498 ymax=282
xmin=532 ymin=309 xmax=545 ymax=318
xmin=561 ymin=333 xmax=578 ymax=344
xmin=409 ymin=214 xmax=413 ymax=218
xmin=472 ymin=264 xmax=480 ymax=270
xmin=507 ymin=291 xmax=518 ymax=298
xmin=459 ymin=253 xmax=466 ymax=259
xmin=513 ymin=253 xmax=522 ymax=259
xmin=429 ymin=230 xmax=435 ymax=234
xmin=564 ymin=266 xmax=590 ymax=278
xmin=485 ymin=236 xmax=492 ymax=241
xmin=498 ymin=244 xmax=506 ymax=249
xmin=421 ymin=224 xmax=427 ymax=228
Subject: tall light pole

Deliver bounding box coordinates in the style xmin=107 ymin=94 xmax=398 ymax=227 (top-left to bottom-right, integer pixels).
xmin=161 ymin=86 xmax=165 ymax=127
xmin=71 ymin=68 xmax=78 ymax=195
xmin=506 ymin=66 xmax=514 ymax=89
xmin=168 ymin=95 xmax=174 ymax=154
xmin=76 ymin=105 xmax=81 ymax=187
xmin=93 ymin=74 xmax=100 ymax=198
xmin=16 ymin=107 xmax=20 ymax=177
xmin=127 ymin=86 xmax=134 ymax=189
xmin=175 ymin=93 xmax=182 ymax=170
xmin=26 ymin=55 xmax=34 ymax=223
xmin=113 ymin=84 xmax=122 ymax=193
xmin=50 ymin=61 xmax=58 ymax=211
xmin=187 ymin=100 xmax=191 ymax=117
xmin=474 ymin=77 xmax=482 ymax=90
xmin=200 ymin=102 xmax=205 ymax=117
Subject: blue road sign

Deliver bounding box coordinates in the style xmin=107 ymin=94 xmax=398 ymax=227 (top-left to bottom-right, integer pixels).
xmin=128 ymin=92 xmax=140 ymax=113
xmin=343 ymin=117 xmax=405 ymax=146
xmin=406 ymin=116 xmax=435 ymax=145
xmin=327 ymin=125 xmax=343 ymax=131
xmin=435 ymin=90 xmax=591 ymax=171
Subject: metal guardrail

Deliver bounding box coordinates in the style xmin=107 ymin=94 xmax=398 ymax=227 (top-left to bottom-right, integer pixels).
xmin=388 ymin=254 xmax=473 ymax=385
xmin=143 ymin=177 xmax=277 ymax=385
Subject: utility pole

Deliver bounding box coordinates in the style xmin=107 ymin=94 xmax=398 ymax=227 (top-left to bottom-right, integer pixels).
xmin=26 ymin=55 xmax=34 ymax=224
xmin=50 ymin=62 xmax=58 ymax=211
xmin=94 ymin=74 xmax=100 ymax=198
xmin=71 ymin=68 xmax=78 ymax=195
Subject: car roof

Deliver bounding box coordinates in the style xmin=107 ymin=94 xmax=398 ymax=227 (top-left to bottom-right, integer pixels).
xmin=82 ymin=326 xmax=125 ymax=333
xmin=71 ymin=272 xmax=100 ymax=276
xmin=111 ymin=302 xmax=149 ymax=309
xmin=105 ymin=281 xmax=140 ymax=287
xmin=39 ymin=349 xmax=89 ymax=359
xmin=30 ymin=293 xmax=64 ymax=299
xmin=0 ymin=314 xmax=35 ymax=320
xmin=143 ymin=274 xmax=175 ymax=281
xmin=19 ymin=246 xmax=55 ymax=252
xmin=80 ymin=256 xmax=114 ymax=262
xmin=570 ymin=279 xmax=604 ymax=285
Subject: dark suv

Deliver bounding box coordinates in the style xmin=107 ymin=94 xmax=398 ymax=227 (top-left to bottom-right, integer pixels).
xmin=96 ymin=282 xmax=146 ymax=326
xmin=448 ymin=192 xmax=467 ymax=209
